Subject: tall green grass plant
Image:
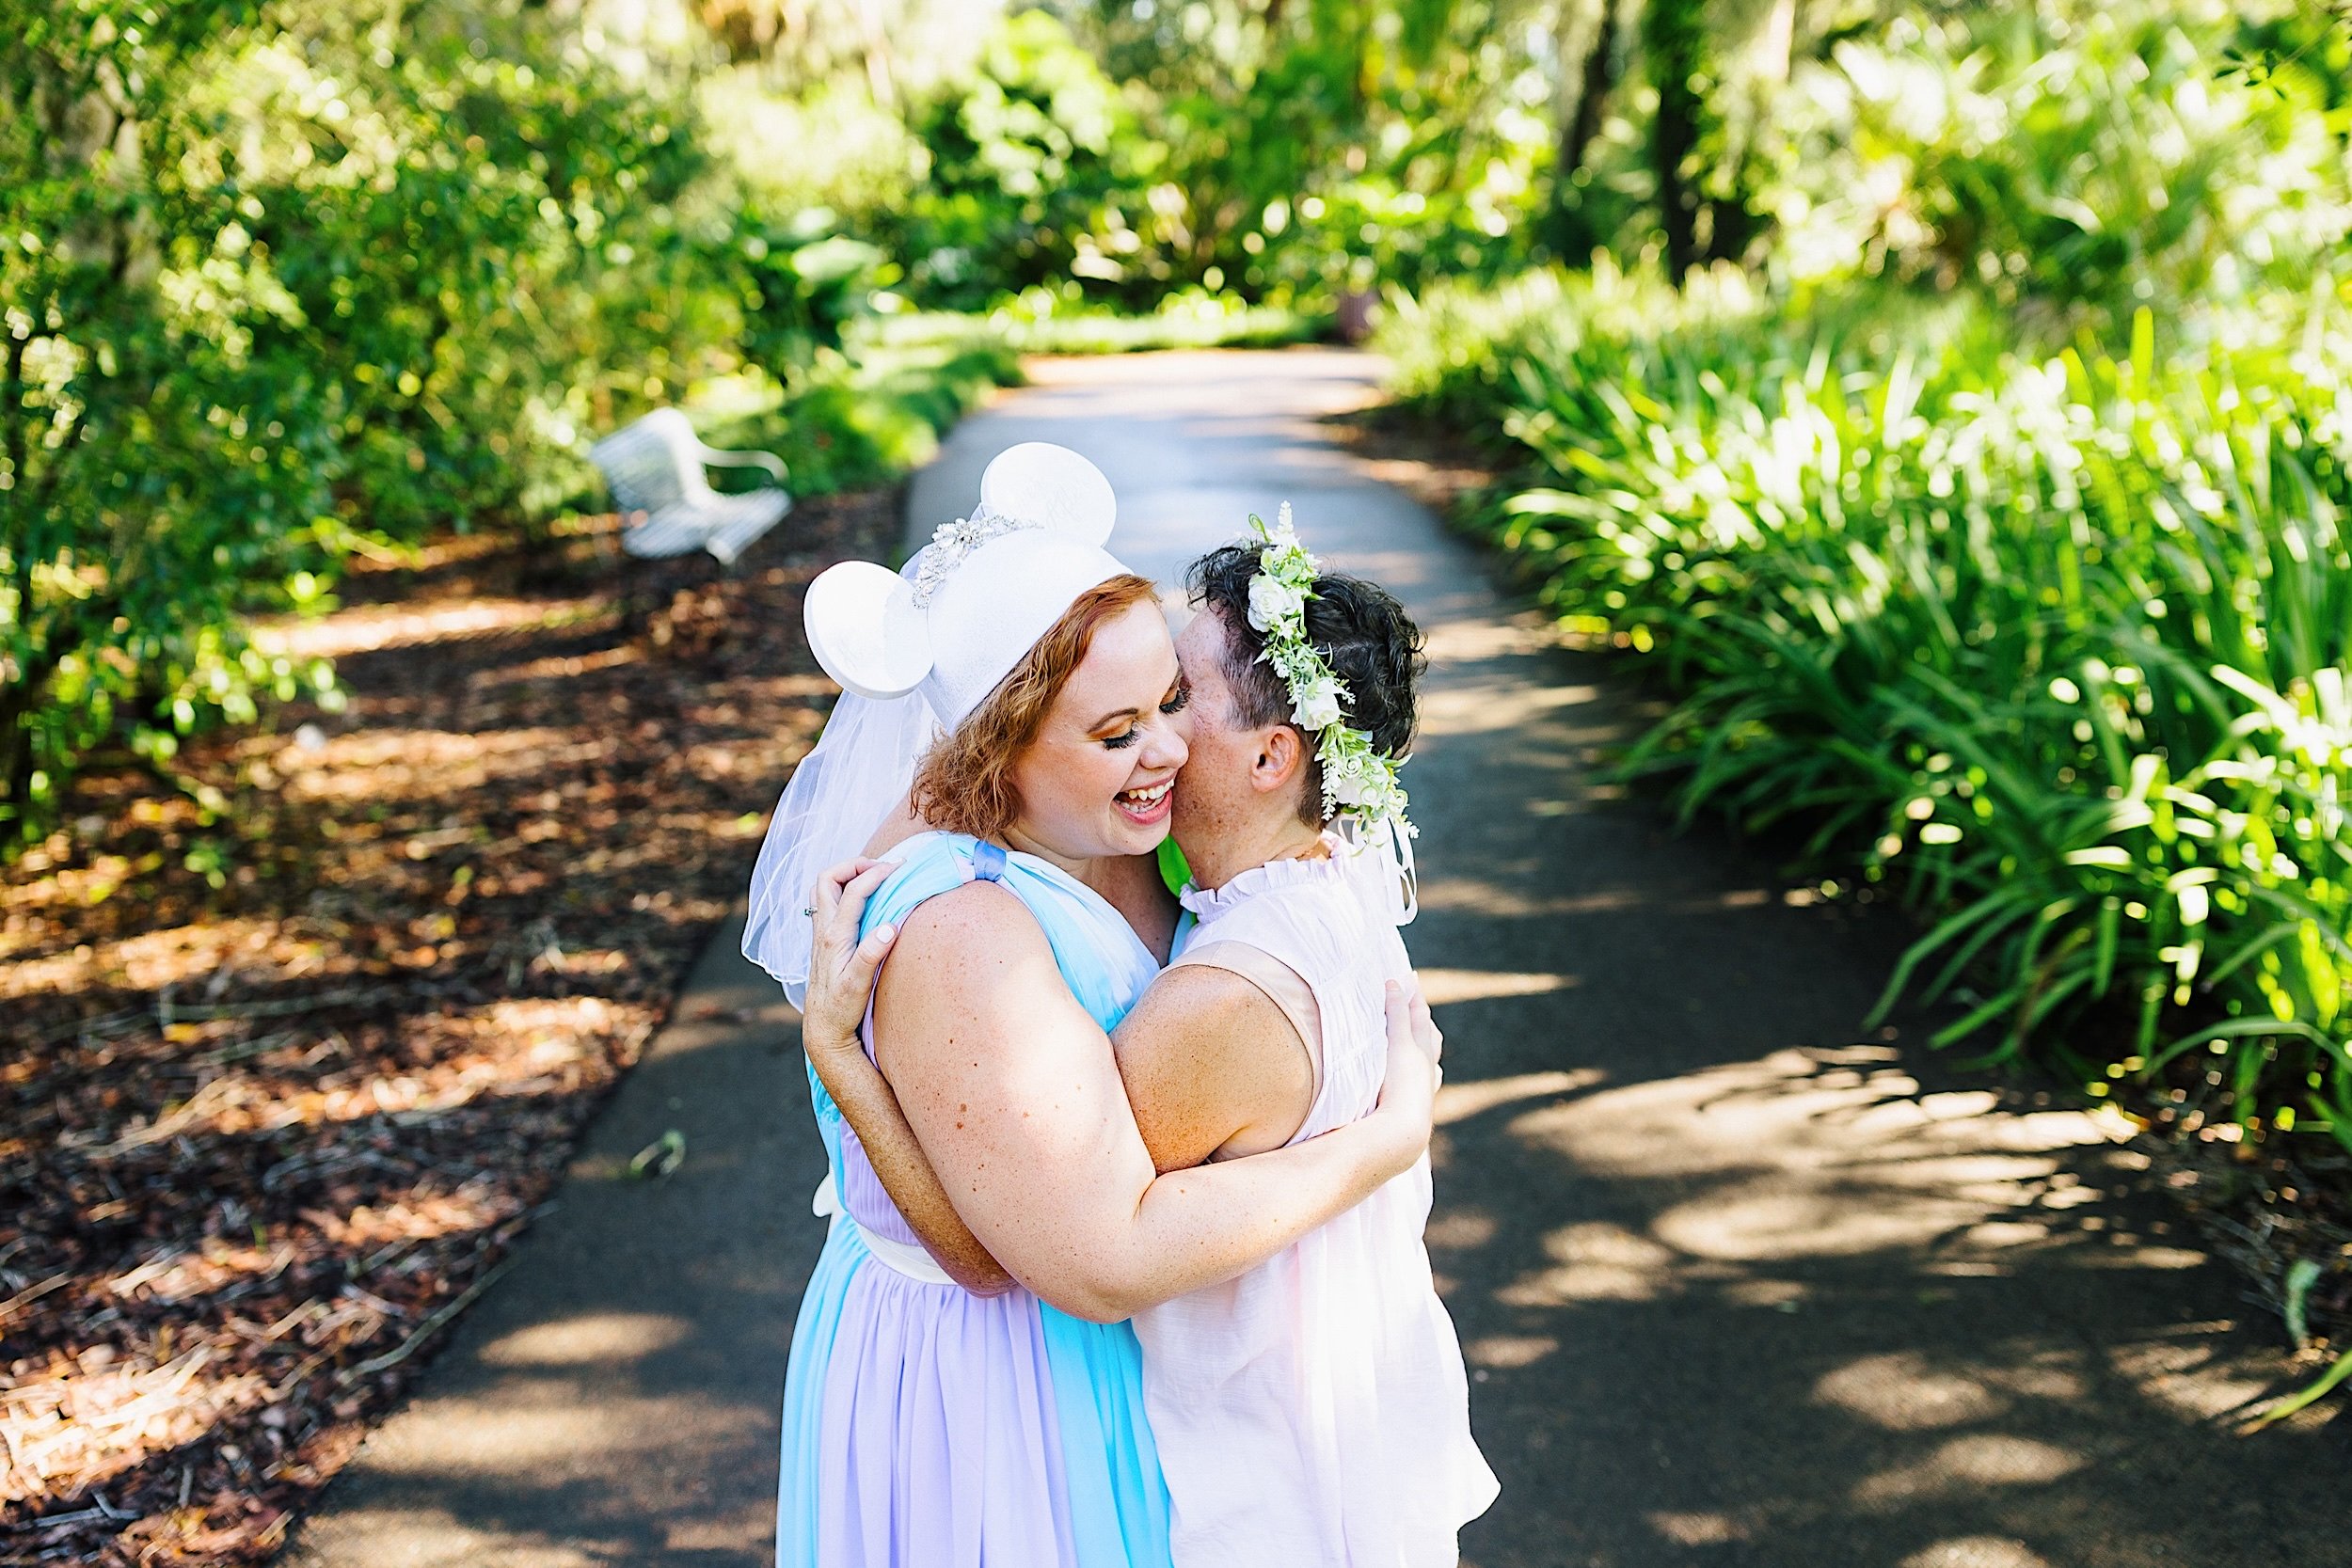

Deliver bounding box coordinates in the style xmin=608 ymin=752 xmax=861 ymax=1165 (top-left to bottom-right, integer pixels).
xmin=1387 ymin=266 xmax=2352 ymax=1142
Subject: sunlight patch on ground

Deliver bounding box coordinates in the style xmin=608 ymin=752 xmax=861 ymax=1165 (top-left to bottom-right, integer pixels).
xmin=1901 ymin=1540 xmax=2055 ymax=1568
xmin=2107 ymin=1334 xmax=2284 ymax=1421
xmin=1496 ymin=1221 xmax=1678 ymax=1306
xmin=2 ymin=915 xmax=297 ymax=997
xmin=1646 ymin=1511 xmax=1747 ymax=1547
xmin=1720 ymin=1276 xmax=1809 ymax=1308
xmin=1487 ymin=1046 xmax=2149 ymax=1307
xmin=1415 ymin=879 xmax=1645 ymax=918
xmin=1423 ymin=1209 xmax=1499 ymax=1251
xmin=660 ymin=1500 xmax=778 ymax=1554
xmin=360 ymin=1386 xmax=768 ymax=1476
xmin=481 ymin=1313 xmax=691 ymax=1370
xmin=1464 ymin=1334 xmax=1558 ymax=1370
xmin=1434 ymin=1069 xmax=1601 ymax=1127
xmin=467 ymin=644 xmax=644 ymax=688
xmin=288 ymin=1507 xmax=608 ymax=1568
xmin=1417 ymin=679 xmax=1603 ymax=739
xmin=1982 ymin=1357 xmax=2090 ymax=1403
xmin=1415 ymin=876 xmax=1794 ymax=919
xmin=1853 ymin=1434 xmax=2083 ymax=1507
xmin=1814 ymin=1352 xmax=2007 ymax=1431
xmin=253 ymin=597 xmax=615 ymax=661
xmin=722 ymin=672 xmax=840 ymax=703
xmin=1661 ymin=1188 xmax=2000 ymax=1263
xmin=1504 ymin=1047 xmax=2113 ymax=1183
xmin=1348 ymin=448 xmax=1496 ymax=506
xmin=1417 ymin=969 xmax=1579 ymax=1006
xmin=1419 ymin=620 xmax=1580 ymax=665
xmin=41 ymin=996 xmax=642 ymax=1156
xmin=281 ymin=729 xmax=612 ymax=803
xmin=4 ymin=1340 xmax=294 ymax=1511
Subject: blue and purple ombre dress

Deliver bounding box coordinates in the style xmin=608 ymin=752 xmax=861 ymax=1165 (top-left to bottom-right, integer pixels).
xmin=777 ymin=832 xmax=1174 ymax=1568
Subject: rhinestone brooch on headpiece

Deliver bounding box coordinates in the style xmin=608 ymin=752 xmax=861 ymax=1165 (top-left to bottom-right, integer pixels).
xmin=909 ymin=502 xmax=1043 ymax=607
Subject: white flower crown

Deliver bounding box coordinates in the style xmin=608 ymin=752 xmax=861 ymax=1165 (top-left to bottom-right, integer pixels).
xmin=1242 ymin=505 xmax=1415 ymax=837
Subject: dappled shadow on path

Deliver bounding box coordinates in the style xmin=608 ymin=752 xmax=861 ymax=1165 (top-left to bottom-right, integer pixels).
xmin=281 ymin=940 xmax=822 ymax=1568
xmin=1406 ymin=614 xmax=2347 ymax=1568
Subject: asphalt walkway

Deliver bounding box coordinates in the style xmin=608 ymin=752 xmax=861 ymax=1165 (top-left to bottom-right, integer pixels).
xmin=289 ymin=350 xmax=2340 ymax=1568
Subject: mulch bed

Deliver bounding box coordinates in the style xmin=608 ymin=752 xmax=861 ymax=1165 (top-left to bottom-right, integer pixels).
xmin=0 ymin=489 xmax=898 ymax=1563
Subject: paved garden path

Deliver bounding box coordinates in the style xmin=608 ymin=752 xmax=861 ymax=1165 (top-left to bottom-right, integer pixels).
xmin=290 ymin=350 xmax=2340 ymax=1568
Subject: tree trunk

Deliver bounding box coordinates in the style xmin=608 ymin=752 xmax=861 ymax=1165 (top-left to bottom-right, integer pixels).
xmin=0 ymin=657 xmax=54 ymax=827
xmin=1643 ymin=0 xmax=1706 ymax=280
xmin=1700 ymin=0 xmax=1791 ymax=265
xmin=1560 ymin=0 xmax=1626 ymax=187
xmin=853 ymin=0 xmax=894 ymax=106
xmin=1542 ymin=0 xmax=1629 ymax=260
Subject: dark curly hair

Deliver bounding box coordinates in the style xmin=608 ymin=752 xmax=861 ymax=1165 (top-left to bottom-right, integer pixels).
xmin=1185 ymin=542 xmax=1428 ymax=826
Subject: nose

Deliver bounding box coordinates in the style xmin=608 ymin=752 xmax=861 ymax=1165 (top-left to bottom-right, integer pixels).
xmin=1140 ymin=714 xmax=1188 ymax=773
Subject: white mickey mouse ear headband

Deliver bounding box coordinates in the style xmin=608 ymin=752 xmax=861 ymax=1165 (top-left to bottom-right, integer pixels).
xmin=804 ymin=442 xmax=1127 ymax=727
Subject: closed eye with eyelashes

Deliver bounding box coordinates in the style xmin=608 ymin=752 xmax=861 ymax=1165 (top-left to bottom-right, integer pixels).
xmin=1102 ymin=683 xmax=1188 ymax=750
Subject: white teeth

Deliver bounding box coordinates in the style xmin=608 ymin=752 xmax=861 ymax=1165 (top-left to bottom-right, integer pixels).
xmin=1119 ymin=780 xmax=1173 ymax=807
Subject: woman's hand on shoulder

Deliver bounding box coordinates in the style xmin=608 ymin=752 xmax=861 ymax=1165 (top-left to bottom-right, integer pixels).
xmin=802 ymin=858 xmax=899 ymax=1065
xmin=1368 ymin=978 xmax=1442 ymax=1176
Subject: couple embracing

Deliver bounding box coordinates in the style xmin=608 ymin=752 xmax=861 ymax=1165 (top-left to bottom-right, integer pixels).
xmin=743 ymin=442 xmax=1498 ymax=1568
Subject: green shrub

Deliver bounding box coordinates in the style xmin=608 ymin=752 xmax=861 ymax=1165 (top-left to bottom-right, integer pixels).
xmin=894 ymin=10 xmax=1153 ymax=311
xmin=0 ymin=0 xmax=886 ymax=843
xmin=1389 ymin=262 xmax=2352 ymax=1140
xmin=690 ymin=323 xmax=1019 ymax=501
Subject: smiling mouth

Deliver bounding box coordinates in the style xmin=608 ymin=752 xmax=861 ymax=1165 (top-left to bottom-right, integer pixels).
xmin=1115 ymin=779 xmax=1174 ymax=817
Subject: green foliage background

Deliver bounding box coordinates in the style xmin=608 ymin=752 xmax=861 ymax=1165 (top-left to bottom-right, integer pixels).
xmin=8 ymin=0 xmax=2352 ymax=1151
xmin=3 ymin=0 xmax=1559 ymax=847
xmin=1378 ymin=0 xmax=2352 ymax=1142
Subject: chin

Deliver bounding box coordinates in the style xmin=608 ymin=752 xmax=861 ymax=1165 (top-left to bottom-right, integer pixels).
xmin=1104 ymin=815 xmax=1173 ymax=856
xmin=1105 ymin=795 xmax=1176 ymax=854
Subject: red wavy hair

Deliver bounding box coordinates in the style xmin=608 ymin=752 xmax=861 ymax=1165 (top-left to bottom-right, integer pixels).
xmin=911 ymin=574 xmax=1160 ymax=840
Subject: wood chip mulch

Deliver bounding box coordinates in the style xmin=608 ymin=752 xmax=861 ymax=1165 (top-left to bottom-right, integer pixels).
xmin=0 ymin=488 xmax=898 ymax=1564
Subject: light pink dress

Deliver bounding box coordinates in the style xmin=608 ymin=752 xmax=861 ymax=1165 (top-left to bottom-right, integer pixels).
xmin=1133 ymin=839 xmax=1500 ymax=1567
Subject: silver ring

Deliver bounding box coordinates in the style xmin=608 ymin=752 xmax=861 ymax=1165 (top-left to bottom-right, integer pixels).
xmin=802 ymin=906 xmax=816 ymax=917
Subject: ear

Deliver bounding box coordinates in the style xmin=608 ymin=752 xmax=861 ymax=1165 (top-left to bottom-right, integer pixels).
xmin=1251 ymin=724 xmax=1309 ymax=798
xmin=977 ymin=442 xmax=1116 ymax=545
xmin=805 ymin=561 xmax=932 ymax=701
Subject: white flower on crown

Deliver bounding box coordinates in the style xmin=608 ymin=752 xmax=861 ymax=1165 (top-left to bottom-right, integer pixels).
xmin=1248 ymin=572 xmax=1307 ymax=634
xmin=1240 ymin=506 xmax=1413 ymax=839
xmin=1290 ymin=670 xmax=1346 ymax=731
xmin=1326 ymin=752 xmax=1375 ymax=806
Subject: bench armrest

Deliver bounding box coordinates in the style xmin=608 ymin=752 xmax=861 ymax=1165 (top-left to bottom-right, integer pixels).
xmin=699 ymin=447 xmax=788 ymax=486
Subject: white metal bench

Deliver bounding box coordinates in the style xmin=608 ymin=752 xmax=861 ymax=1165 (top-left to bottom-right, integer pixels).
xmin=589 ymin=408 xmax=791 ymax=566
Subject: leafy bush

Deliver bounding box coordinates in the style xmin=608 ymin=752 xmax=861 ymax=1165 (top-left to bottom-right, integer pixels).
xmin=6 ymin=2 xmax=351 ymax=830
xmin=1808 ymin=2 xmax=2351 ymax=317
xmin=894 ymin=10 xmax=1154 ymax=310
xmin=697 ymin=329 xmax=1021 ymax=499
xmin=1388 ymin=261 xmax=2352 ymax=1140
xmin=886 ymin=286 xmax=1315 ymax=356
xmin=0 ymin=0 xmax=927 ymax=845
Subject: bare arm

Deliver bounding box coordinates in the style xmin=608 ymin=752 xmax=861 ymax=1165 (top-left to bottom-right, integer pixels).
xmin=1112 ymin=962 xmax=1315 ymax=1173
xmin=799 ymin=860 xmax=1014 ymax=1296
xmin=874 ymin=884 xmax=1437 ymax=1323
